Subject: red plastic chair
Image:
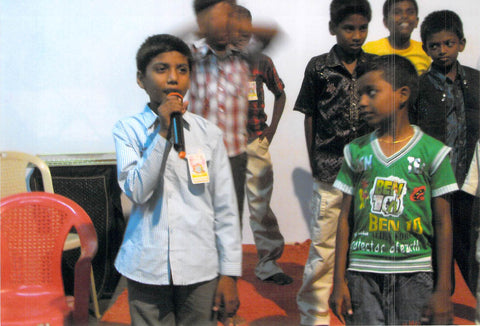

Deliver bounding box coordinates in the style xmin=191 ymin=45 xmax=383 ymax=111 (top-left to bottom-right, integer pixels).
xmin=1 ymin=192 xmax=98 ymax=326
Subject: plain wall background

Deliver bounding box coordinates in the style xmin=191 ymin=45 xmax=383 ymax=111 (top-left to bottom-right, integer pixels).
xmin=1 ymin=0 xmax=479 ymax=243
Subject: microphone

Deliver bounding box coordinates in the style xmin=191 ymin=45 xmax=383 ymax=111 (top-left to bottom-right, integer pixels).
xmin=167 ymin=92 xmax=186 ymax=159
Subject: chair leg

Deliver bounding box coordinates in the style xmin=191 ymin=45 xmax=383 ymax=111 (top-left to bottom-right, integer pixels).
xmin=90 ymin=268 xmax=101 ymax=319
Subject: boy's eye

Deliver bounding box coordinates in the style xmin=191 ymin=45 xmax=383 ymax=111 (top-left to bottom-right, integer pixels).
xmin=428 ymin=44 xmax=438 ymax=51
xmin=154 ymin=65 xmax=168 ymax=73
xmin=178 ymin=66 xmax=189 ymax=74
xmin=406 ymin=9 xmax=416 ymax=16
xmin=445 ymin=40 xmax=456 ymax=47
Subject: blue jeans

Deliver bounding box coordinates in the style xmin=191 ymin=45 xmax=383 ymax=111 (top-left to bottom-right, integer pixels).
xmin=345 ymin=271 xmax=434 ymax=325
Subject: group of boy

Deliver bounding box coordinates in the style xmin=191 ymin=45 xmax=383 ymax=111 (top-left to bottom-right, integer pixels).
xmin=111 ymin=0 xmax=480 ymax=325
xmin=295 ymin=0 xmax=479 ymax=325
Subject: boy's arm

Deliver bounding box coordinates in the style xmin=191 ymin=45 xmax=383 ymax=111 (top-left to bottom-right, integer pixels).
xmin=113 ymin=97 xmax=186 ymax=205
xmin=422 ymin=196 xmax=453 ymax=325
xmin=260 ymin=91 xmax=285 ymax=144
xmin=304 ymin=115 xmax=314 ymax=172
xmin=329 ymin=194 xmax=354 ymax=324
xmin=209 ymin=130 xmax=242 ymax=321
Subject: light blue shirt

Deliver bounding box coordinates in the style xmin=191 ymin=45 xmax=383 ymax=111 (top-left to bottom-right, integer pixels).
xmin=113 ymin=105 xmax=242 ymax=285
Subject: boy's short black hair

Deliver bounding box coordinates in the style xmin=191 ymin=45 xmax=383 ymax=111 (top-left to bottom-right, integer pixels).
xmin=193 ymin=0 xmax=236 ymax=15
xmin=420 ymin=10 xmax=464 ymax=45
xmin=359 ymin=54 xmax=419 ymax=105
xmin=136 ymin=34 xmax=193 ymax=74
xmin=330 ymin=0 xmax=372 ymax=26
xmin=234 ymin=5 xmax=252 ymax=22
xmin=383 ymin=0 xmax=418 ymax=19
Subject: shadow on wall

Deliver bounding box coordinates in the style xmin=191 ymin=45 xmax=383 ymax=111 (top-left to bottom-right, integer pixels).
xmin=292 ymin=167 xmax=312 ymax=229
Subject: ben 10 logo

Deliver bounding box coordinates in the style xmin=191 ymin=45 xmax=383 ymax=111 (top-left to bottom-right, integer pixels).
xmin=370 ymin=176 xmax=407 ymax=217
xmin=369 ymin=214 xmax=424 ymax=234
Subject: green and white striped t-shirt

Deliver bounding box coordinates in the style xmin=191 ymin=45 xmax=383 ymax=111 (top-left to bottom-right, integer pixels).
xmin=334 ymin=126 xmax=458 ymax=273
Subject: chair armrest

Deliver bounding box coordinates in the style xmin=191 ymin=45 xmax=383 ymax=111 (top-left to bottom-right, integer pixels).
xmin=72 ymin=222 xmax=98 ymax=325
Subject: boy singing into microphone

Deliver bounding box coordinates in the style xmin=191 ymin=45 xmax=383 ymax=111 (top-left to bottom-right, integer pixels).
xmin=112 ymin=34 xmax=241 ymax=326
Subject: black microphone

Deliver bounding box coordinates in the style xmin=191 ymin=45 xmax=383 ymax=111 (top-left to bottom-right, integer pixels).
xmin=168 ymin=92 xmax=186 ymax=159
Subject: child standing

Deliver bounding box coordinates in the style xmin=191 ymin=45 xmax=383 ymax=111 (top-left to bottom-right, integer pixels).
xmin=461 ymin=140 xmax=480 ymax=324
xmin=113 ymin=34 xmax=241 ymax=326
xmin=230 ymin=5 xmax=292 ymax=285
xmin=414 ymin=10 xmax=480 ymax=293
xmin=329 ymin=55 xmax=456 ymax=325
xmin=293 ymin=0 xmax=376 ymax=324
xmin=363 ymin=0 xmax=430 ymax=75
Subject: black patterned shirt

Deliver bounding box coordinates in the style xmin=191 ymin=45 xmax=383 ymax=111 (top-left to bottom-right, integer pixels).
xmin=294 ymin=45 xmax=376 ymax=183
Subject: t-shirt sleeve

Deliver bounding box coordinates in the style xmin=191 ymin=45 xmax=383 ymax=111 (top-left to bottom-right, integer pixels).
xmin=430 ymin=147 xmax=459 ymax=197
xmin=333 ymin=145 xmax=355 ymax=195
xmin=462 ymin=141 xmax=480 ymax=197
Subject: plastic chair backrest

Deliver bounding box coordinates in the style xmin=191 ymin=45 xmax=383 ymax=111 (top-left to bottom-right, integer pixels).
xmin=1 ymin=192 xmax=98 ymax=325
xmin=0 ymin=151 xmax=54 ymax=198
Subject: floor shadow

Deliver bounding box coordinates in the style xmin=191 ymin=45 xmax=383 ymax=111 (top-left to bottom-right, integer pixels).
xmin=454 ymin=302 xmax=476 ymax=322
xmin=292 ymin=167 xmax=313 ymax=227
xmin=240 ymin=245 xmax=309 ymax=324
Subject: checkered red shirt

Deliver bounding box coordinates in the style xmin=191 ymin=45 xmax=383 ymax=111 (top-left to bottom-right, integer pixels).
xmin=247 ymin=53 xmax=285 ymax=140
xmin=189 ymin=41 xmax=249 ymax=157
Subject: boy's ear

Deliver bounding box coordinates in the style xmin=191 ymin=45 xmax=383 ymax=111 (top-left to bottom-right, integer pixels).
xmin=459 ymin=38 xmax=466 ymax=53
xmin=398 ymin=86 xmax=411 ymax=108
xmin=422 ymin=43 xmax=428 ymax=54
xmin=136 ymin=70 xmax=145 ymax=90
xmin=328 ymin=21 xmax=336 ymax=36
xmin=383 ymin=17 xmax=388 ymax=29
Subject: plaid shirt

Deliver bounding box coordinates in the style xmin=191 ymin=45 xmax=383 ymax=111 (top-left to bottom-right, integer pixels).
xmin=247 ymin=53 xmax=285 ymax=140
xmin=189 ymin=40 xmax=249 ymax=157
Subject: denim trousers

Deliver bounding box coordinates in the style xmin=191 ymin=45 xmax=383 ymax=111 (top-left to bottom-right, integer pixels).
xmin=345 ymin=271 xmax=434 ymax=325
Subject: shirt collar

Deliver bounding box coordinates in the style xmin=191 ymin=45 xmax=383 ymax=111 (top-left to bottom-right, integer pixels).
xmin=141 ymin=104 xmax=158 ymax=130
xmin=325 ymin=45 xmax=370 ymax=70
xmin=192 ymin=38 xmax=241 ymax=59
xmin=427 ymin=61 xmax=465 ymax=83
xmin=140 ymin=103 xmax=191 ymax=132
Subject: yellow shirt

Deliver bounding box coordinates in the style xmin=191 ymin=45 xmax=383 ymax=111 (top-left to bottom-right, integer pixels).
xmin=363 ymin=37 xmax=431 ymax=75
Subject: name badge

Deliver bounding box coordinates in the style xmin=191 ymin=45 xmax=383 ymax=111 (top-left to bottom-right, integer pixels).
xmin=187 ymin=151 xmax=210 ymax=184
xmin=248 ymin=81 xmax=258 ymax=101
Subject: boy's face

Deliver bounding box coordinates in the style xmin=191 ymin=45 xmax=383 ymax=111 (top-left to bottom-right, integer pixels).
xmin=330 ymin=14 xmax=369 ymax=55
xmin=424 ymin=30 xmax=465 ymax=70
xmin=196 ymin=2 xmax=234 ymax=51
xmin=231 ymin=16 xmax=252 ymax=51
xmin=384 ymin=1 xmax=418 ymax=40
xmin=358 ymin=71 xmax=407 ymax=127
xmin=137 ymin=51 xmax=190 ymax=108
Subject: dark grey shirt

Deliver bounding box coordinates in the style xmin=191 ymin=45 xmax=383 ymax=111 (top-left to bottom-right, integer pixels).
xmin=294 ymin=45 xmax=375 ymax=183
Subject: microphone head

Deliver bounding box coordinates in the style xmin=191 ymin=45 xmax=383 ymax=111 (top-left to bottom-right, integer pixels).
xmin=167 ymin=92 xmax=184 ymax=100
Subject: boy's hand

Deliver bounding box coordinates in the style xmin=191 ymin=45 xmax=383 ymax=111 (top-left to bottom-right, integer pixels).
xmin=157 ymin=94 xmax=188 ymax=138
xmin=213 ymin=275 xmax=239 ymax=326
xmin=421 ymin=289 xmax=453 ymax=325
xmin=259 ymin=126 xmax=276 ymax=144
xmin=329 ymin=281 xmax=353 ymax=324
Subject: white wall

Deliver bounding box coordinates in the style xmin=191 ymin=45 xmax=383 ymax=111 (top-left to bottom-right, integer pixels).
xmin=1 ymin=1 xmax=479 ymax=243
